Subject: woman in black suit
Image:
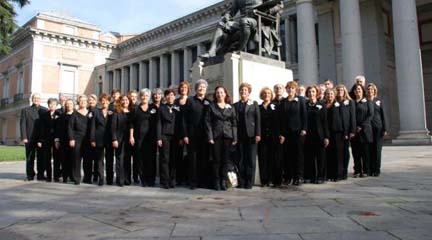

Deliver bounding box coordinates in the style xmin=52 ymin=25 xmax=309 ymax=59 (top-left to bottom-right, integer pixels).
xmin=304 ymin=85 xmax=329 ymax=184
xmin=205 ymin=86 xmax=237 ymax=191
xmin=258 ymin=87 xmax=279 ymax=187
xmin=111 ymin=95 xmax=132 ymax=187
xmin=130 ymin=88 xmax=158 ymax=187
xmin=335 ymin=84 xmax=356 ymax=180
xmin=350 ymin=84 xmax=374 ymax=178
xmin=37 ymin=98 xmax=60 ymax=182
xmin=367 ymin=83 xmax=387 ymax=177
xmin=279 ymin=81 xmax=307 ymax=186
xmin=68 ymin=95 xmax=92 ymax=185
xmin=84 ymin=94 xmax=98 ymax=184
xmin=157 ymin=89 xmax=181 ymax=189
xmin=55 ymin=99 xmax=75 ymax=183
xmin=182 ymin=79 xmax=211 ymax=189
xmin=324 ymin=88 xmax=345 ymax=181
xmin=234 ymin=82 xmax=261 ymax=189
xmin=90 ymin=93 xmax=112 ymax=186
xmin=174 ymin=81 xmax=190 ymax=185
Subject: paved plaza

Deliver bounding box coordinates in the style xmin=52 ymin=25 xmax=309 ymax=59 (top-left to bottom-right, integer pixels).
xmin=0 ymin=146 xmax=431 ymax=240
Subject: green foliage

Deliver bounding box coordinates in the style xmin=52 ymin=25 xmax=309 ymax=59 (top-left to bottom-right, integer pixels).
xmin=0 ymin=0 xmax=30 ymax=55
xmin=0 ymin=146 xmax=26 ymax=162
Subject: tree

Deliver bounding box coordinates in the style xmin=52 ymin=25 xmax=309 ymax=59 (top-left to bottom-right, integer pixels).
xmin=0 ymin=0 xmax=30 ymax=55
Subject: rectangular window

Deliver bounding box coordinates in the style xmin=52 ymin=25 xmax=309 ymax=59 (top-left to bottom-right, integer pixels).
xmin=17 ymin=71 xmax=24 ymax=94
xmin=60 ymin=70 xmax=76 ymax=95
xmin=3 ymin=77 xmax=9 ymax=99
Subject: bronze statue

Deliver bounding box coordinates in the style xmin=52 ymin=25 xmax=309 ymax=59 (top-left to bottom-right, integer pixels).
xmin=200 ymin=0 xmax=284 ymax=60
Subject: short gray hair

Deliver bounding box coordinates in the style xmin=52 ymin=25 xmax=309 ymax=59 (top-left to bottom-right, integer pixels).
xmin=152 ymin=88 xmax=163 ymax=95
xmin=195 ymin=79 xmax=208 ymax=90
xmin=140 ymin=88 xmax=152 ymax=97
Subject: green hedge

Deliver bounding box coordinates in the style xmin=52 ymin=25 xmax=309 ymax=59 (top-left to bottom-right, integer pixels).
xmin=0 ymin=146 xmax=26 ymax=162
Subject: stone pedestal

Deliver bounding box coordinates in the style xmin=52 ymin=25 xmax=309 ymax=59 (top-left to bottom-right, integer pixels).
xmin=192 ymin=52 xmax=294 ymax=185
xmin=192 ymin=52 xmax=293 ymax=102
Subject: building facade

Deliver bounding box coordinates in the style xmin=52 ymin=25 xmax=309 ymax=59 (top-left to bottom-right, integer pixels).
xmin=1 ymin=0 xmax=431 ymax=145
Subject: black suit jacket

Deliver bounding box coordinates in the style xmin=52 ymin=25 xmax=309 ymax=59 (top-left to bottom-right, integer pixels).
xmin=55 ymin=112 xmax=73 ymax=145
xmin=68 ymin=111 xmax=92 ymax=141
xmin=234 ymin=100 xmax=261 ymax=138
xmin=37 ymin=110 xmax=61 ymax=144
xmin=157 ymin=104 xmax=180 ymax=139
xmin=259 ymin=103 xmax=280 ymax=141
xmin=354 ymin=98 xmax=374 ymax=143
xmin=90 ymin=108 xmax=112 ymax=147
xmin=205 ymin=102 xmax=238 ymax=142
xmin=339 ymin=99 xmax=356 ymax=136
xmin=20 ymin=105 xmax=48 ymax=143
xmin=131 ymin=104 xmax=158 ymax=144
xmin=306 ymin=102 xmax=329 ymax=141
xmin=183 ymin=96 xmax=210 ymax=139
xmin=279 ymin=96 xmax=307 ymax=136
xmin=371 ymin=98 xmax=388 ymax=134
xmin=111 ymin=111 xmax=131 ymax=142
xmin=326 ymin=102 xmax=344 ymax=134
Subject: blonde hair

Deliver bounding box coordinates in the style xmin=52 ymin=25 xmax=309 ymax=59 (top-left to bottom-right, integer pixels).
xmin=335 ymin=84 xmax=352 ymax=101
xmin=239 ymin=82 xmax=252 ymax=93
xmin=259 ymin=87 xmax=274 ymax=101
xmin=367 ymin=83 xmax=378 ymax=98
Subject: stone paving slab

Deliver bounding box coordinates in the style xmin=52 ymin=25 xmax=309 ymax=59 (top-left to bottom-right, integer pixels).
xmin=0 ymin=146 xmax=432 ymax=239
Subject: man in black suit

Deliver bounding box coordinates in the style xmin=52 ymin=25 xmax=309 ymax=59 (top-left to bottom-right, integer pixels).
xmin=20 ymin=93 xmax=48 ymax=181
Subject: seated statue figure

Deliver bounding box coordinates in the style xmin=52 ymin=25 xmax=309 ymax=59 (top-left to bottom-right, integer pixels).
xmin=200 ymin=0 xmax=284 ymax=60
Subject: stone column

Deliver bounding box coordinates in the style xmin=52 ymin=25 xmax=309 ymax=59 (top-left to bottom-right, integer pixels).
xmin=138 ymin=61 xmax=145 ymax=89
xmin=339 ymin=0 xmax=364 ymax=85
xmin=296 ymin=0 xmax=319 ymax=85
xmin=392 ymin=0 xmax=431 ymax=145
xmin=130 ymin=64 xmax=137 ymax=91
xmin=318 ymin=7 xmax=337 ymax=82
xmin=183 ymin=47 xmax=192 ymax=82
xmin=114 ymin=69 xmax=121 ymax=90
xmin=171 ymin=51 xmax=180 ymax=86
xmin=284 ymin=16 xmax=292 ymax=65
xmin=160 ymin=55 xmax=169 ymax=88
xmin=149 ymin=58 xmax=156 ymax=89
xmin=197 ymin=43 xmax=206 ymax=56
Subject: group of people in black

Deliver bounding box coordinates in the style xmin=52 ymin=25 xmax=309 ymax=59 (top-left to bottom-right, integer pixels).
xmin=20 ymin=75 xmax=387 ymax=191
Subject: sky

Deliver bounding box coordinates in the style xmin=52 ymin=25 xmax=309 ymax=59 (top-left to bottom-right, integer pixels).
xmin=14 ymin=0 xmax=222 ymax=34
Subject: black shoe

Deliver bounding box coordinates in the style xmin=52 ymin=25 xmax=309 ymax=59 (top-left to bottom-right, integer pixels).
xmin=292 ymin=179 xmax=302 ymax=186
xmin=83 ymin=180 xmax=92 ymax=184
xmin=353 ymin=173 xmax=360 ymax=178
xmin=124 ymin=180 xmax=131 ymax=186
xmin=25 ymin=177 xmax=34 ymax=181
xmin=133 ymin=178 xmax=140 ymax=184
xmin=373 ymin=172 xmax=380 ymax=177
xmin=360 ymin=173 xmax=368 ymax=178
xmin=63 ymin=178 xmax=68 ymax=183
xmin=116 ymin=182 xmax=124 ymax=187
xmin=37 ymin=176 xmax=46 ymax=181
xmin=98 ymin=179 xmax=104 ymax=186
xmin=220 ymin=180 xmax=227 ymax=191
xmin=54 ymin=178 xmax=60 ymax=183
xmin=161 ymin=183 xmax=170 ymax=189
xmin=213 ymin=181 xmax=220 ymax=191
xmin=74 ymin=181 xmax=80 ymax=185
xmin=169 ymin=180 xmax=176 ymax=188
xmin=46 ymin=178 xmax=52 ymax=182
xmin=190 ymin=184 xmax=196 ymax=190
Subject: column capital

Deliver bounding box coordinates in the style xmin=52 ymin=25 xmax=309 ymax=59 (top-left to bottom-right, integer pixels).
xmin=296 ymin=0 xmax=313 ymax=6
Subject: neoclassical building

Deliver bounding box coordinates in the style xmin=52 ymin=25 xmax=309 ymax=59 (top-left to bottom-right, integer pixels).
xmin=1 ymin=0 xmax=431 ymax=145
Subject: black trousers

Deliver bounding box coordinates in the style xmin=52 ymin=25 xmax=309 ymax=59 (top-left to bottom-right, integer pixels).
xmin=123 ymin=143 xmax=133 ymax=184
xmin=258 ymin=138 xmax=275 ymax=185
xmin=284 ymin=131 xmax=304 ymax=181
xmin=132 ymin=148 xmax=139 ymax=182
xmin=25 ymin=142 xmax=43 ymax=179
xmin=238 ymin=137 xmax=257 ymax=187
xmin=176 ymin=143 xmax=188 ymax=184
xmin=94 ymin=146 xmax=109 ymax=182
xmin=135 ymin=139 xmax=156 ymax=186
xmin=370 ymin=127 xmax=383 ymax=175
xmin=59 ymin=143 xmax=73 ymax=181
xmin=159 ymin=135 xmax=180 ymax=185
xmin=210 ymin=137 xmax=233 ymax=183
xmin=105 ymin=146 xmax=114 ymax=184
xmin=71 ymin=137 xmax=88 ymax=183
xmin=342 ymin=139 xmax=351 ymax=177
xmin=272 ymin=141 xmax=284 ymax=185
xmin=42 ymin=140 xmax=60 ymax=180
xmin=186 ymin=135 xmax=209 ymax=187
xmin=83 ymin=147 xmax=96 ymax=182
xmin=351 ymin=136 xmax=371 ymax=175
xmin=114 ymin=139 xmax=130 ymax=185
xmin=304 ymin=135 xmax=326 ymax=182
xmin=326 ymin=133 xmax=344 ymax=180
